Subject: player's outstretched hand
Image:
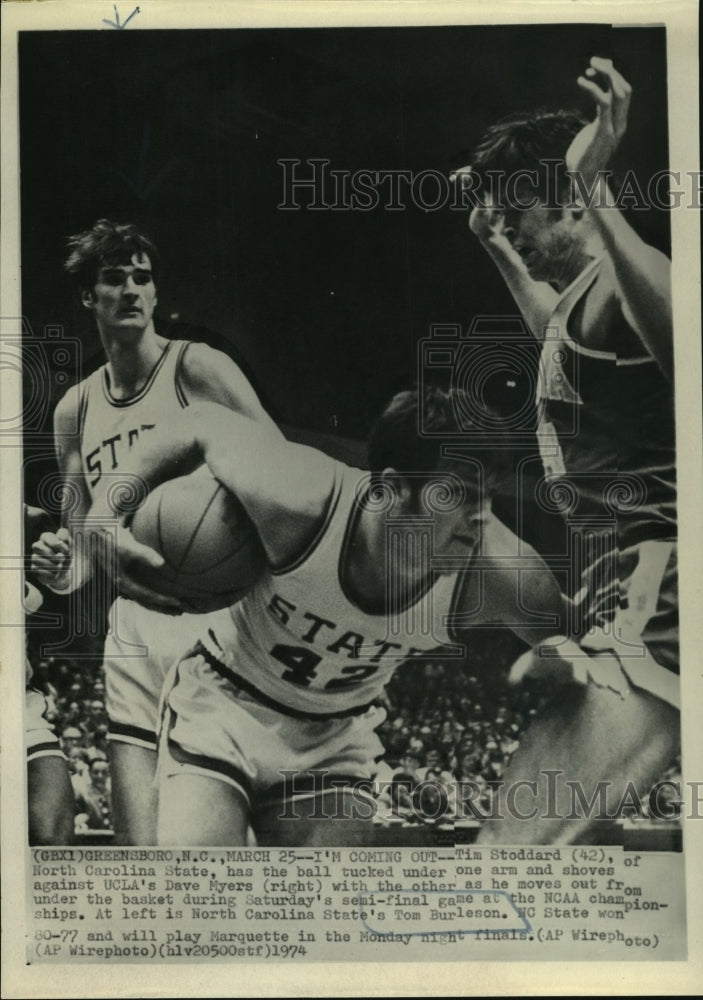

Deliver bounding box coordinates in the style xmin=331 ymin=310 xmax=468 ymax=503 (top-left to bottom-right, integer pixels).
xmin=31 ymin=527 xmax=74 ymax=592
xmin=93 ymin=521 xmax=184 ymax=614
xmin=566 ymin=56 xmax=632 ymax=187
xmin=451 ymin=165 xmax=508 ymax=244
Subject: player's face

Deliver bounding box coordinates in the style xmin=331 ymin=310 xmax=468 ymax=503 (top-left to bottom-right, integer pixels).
xmin=84 ymin=252 xmax=157 ymax=334
xmin=502 ymin=182 xmax=584 ymax=289
xmin=414 ymin=461 xmax=484 ymax=560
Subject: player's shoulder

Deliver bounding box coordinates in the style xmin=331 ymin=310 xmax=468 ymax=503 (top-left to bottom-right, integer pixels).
xmin=178 ymin=339 xmax=257 ymax=401
xmin=597 ymin=247 xmax=670 ymax=306
xmin=53 ymin=381 xmax=86 ymax=433
xmin=179 ymin=340 xmax=240 ymax=381
xmin=478 ymin=512 xmax=542 ymax=600
xmin=55 ymin=381 xmax=80 ymax=409
xmin=480 ymin=511 xmax=530 ymax=563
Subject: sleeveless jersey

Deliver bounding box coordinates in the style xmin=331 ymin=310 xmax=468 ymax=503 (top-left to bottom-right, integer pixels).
xmin=536 ymin=258 xmax=677 ymax=550
xmin=78 ymin=339 xmax=191 ymax=497
xmin=201 ymin=464 xmax=469 ymax=715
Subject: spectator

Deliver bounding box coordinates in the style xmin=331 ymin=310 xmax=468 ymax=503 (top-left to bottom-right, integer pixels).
xmin=75 ymin=756 xmax=113 ymax=832
xmin=60 ymin=727 xmax=83 ymax=755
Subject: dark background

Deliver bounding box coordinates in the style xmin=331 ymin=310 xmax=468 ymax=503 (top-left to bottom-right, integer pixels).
xmin=19 ymin=23 xmax=669 ymax=561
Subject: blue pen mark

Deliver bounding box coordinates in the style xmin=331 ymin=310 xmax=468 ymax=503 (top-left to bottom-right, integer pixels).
xmin=356 ymin=888 xmax=532 ymax=938
xmin=103 ymin=5 xmax=140 ymax=29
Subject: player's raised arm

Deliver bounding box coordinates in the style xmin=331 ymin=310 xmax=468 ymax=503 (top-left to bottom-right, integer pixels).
xmin=94 ymin=403 xmax=337 ymax=569
xmin=453 ymin=172 xmax=559 ymax=338
xmin=567 ymin=57 xmax=673 ymax=380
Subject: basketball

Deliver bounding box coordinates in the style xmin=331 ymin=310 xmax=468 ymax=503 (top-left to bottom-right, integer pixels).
xmin=129 ymin=466 xmax=266 ymax=612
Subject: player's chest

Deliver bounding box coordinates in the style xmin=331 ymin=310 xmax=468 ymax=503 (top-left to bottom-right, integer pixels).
xmin=256 ymin=567 xmax=458 ymax=657
xmin=81 ymin=397 xmax=168 ymax=489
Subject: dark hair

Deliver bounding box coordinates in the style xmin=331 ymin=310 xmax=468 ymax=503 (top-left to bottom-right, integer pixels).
xmin=471 ymin=109 xmax=587 ymax=205
xmin=64 ymin=219 xmax=160 ymax=292
xmin=367 ymin=385 xmax=508 ymax=494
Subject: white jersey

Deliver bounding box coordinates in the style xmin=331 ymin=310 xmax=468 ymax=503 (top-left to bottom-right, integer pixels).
xmin=78 ymin=339 xmax=191 ymax=495
xmin=201 ymin=464 xmax=469 ymax=716
xmin=76 ymin=338 xmax=204 ymax=741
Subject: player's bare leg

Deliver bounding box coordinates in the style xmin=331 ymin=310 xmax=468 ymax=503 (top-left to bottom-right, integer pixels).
xmin=157 ymin=774 xmax=250 ymax=845
xmin=255 ymin=790 xmax=376 ymax=847
xmin=109 ymin=742 xmax=159 ymax=844
xmin=28 ymin=757 xmax=75 ymax=845
xmin=477 ymin=662 xmax=679 ymax=845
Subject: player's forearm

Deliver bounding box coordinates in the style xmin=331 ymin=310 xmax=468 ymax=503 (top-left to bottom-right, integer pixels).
xmin=192 ymin=403 xmax=259 ymax=483
xmin=194 ymin=403 xmax=299 ymax=508
xmin=482 ymin=236 xmax=559 ymax=338
xmin=121 ymin=417 xmax=204 ymax=510
xmin=588 ymin=179 xmax=673 ymax=379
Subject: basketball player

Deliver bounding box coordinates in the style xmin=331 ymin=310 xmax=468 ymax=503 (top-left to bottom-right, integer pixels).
xmin=24 ymin=505 xmax=75 ymax=845
xmin=453 ymin=57 xmax=678 ymax=841
xmin=89 ymin=385 xmax=567 ymax=845
xmin=31 ymin=220 xmax=280 ymax=844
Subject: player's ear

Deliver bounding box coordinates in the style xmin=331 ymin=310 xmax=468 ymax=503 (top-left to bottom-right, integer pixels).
xmin=379 ymin=467 xmax=414 ymax=509
xmin=81 ymin=288 xmax=96 ymax=310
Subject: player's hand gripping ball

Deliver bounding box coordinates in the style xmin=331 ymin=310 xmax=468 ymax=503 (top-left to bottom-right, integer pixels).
xmin=129 ymin=466 xmax=266 ymax=613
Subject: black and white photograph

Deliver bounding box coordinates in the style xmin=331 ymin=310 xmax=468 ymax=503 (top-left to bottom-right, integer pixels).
xmin=2 ymin=0 xmax=701 ymax=995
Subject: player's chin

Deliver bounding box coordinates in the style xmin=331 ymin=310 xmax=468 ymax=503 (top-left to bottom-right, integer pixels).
xmin=115 ymin=314 xmax=148 ymax=330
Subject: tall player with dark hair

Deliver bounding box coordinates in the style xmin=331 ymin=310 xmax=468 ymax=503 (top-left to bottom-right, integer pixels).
xmin=454 ymin=57 xmax=678 ymax=841
xmin=90 ymin=385 xmax=566 ymax=846
xmin=31 ymin=220 xmax=280 ymax=844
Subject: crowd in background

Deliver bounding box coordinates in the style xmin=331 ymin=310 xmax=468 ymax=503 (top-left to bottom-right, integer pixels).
xmin=28 ymin=631 xmax=681 ymax=837
xmin=28 ymin=649 xmax=114 ymax=834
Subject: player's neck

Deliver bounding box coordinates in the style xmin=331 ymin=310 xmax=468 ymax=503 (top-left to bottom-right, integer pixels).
xmin=99 ymin=325 xmax=167 ymax=398
xmin=552 ymin=229 xmax=604 ymax=293
xmin=551 ymin=248 xmax=595 ymax=293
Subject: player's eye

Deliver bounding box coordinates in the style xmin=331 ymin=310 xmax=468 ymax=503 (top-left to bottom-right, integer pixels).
xmin=101 ymin=271 xmax=125 ymax=285
xmin=133 ymin=272 xmax=152 ymax=285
